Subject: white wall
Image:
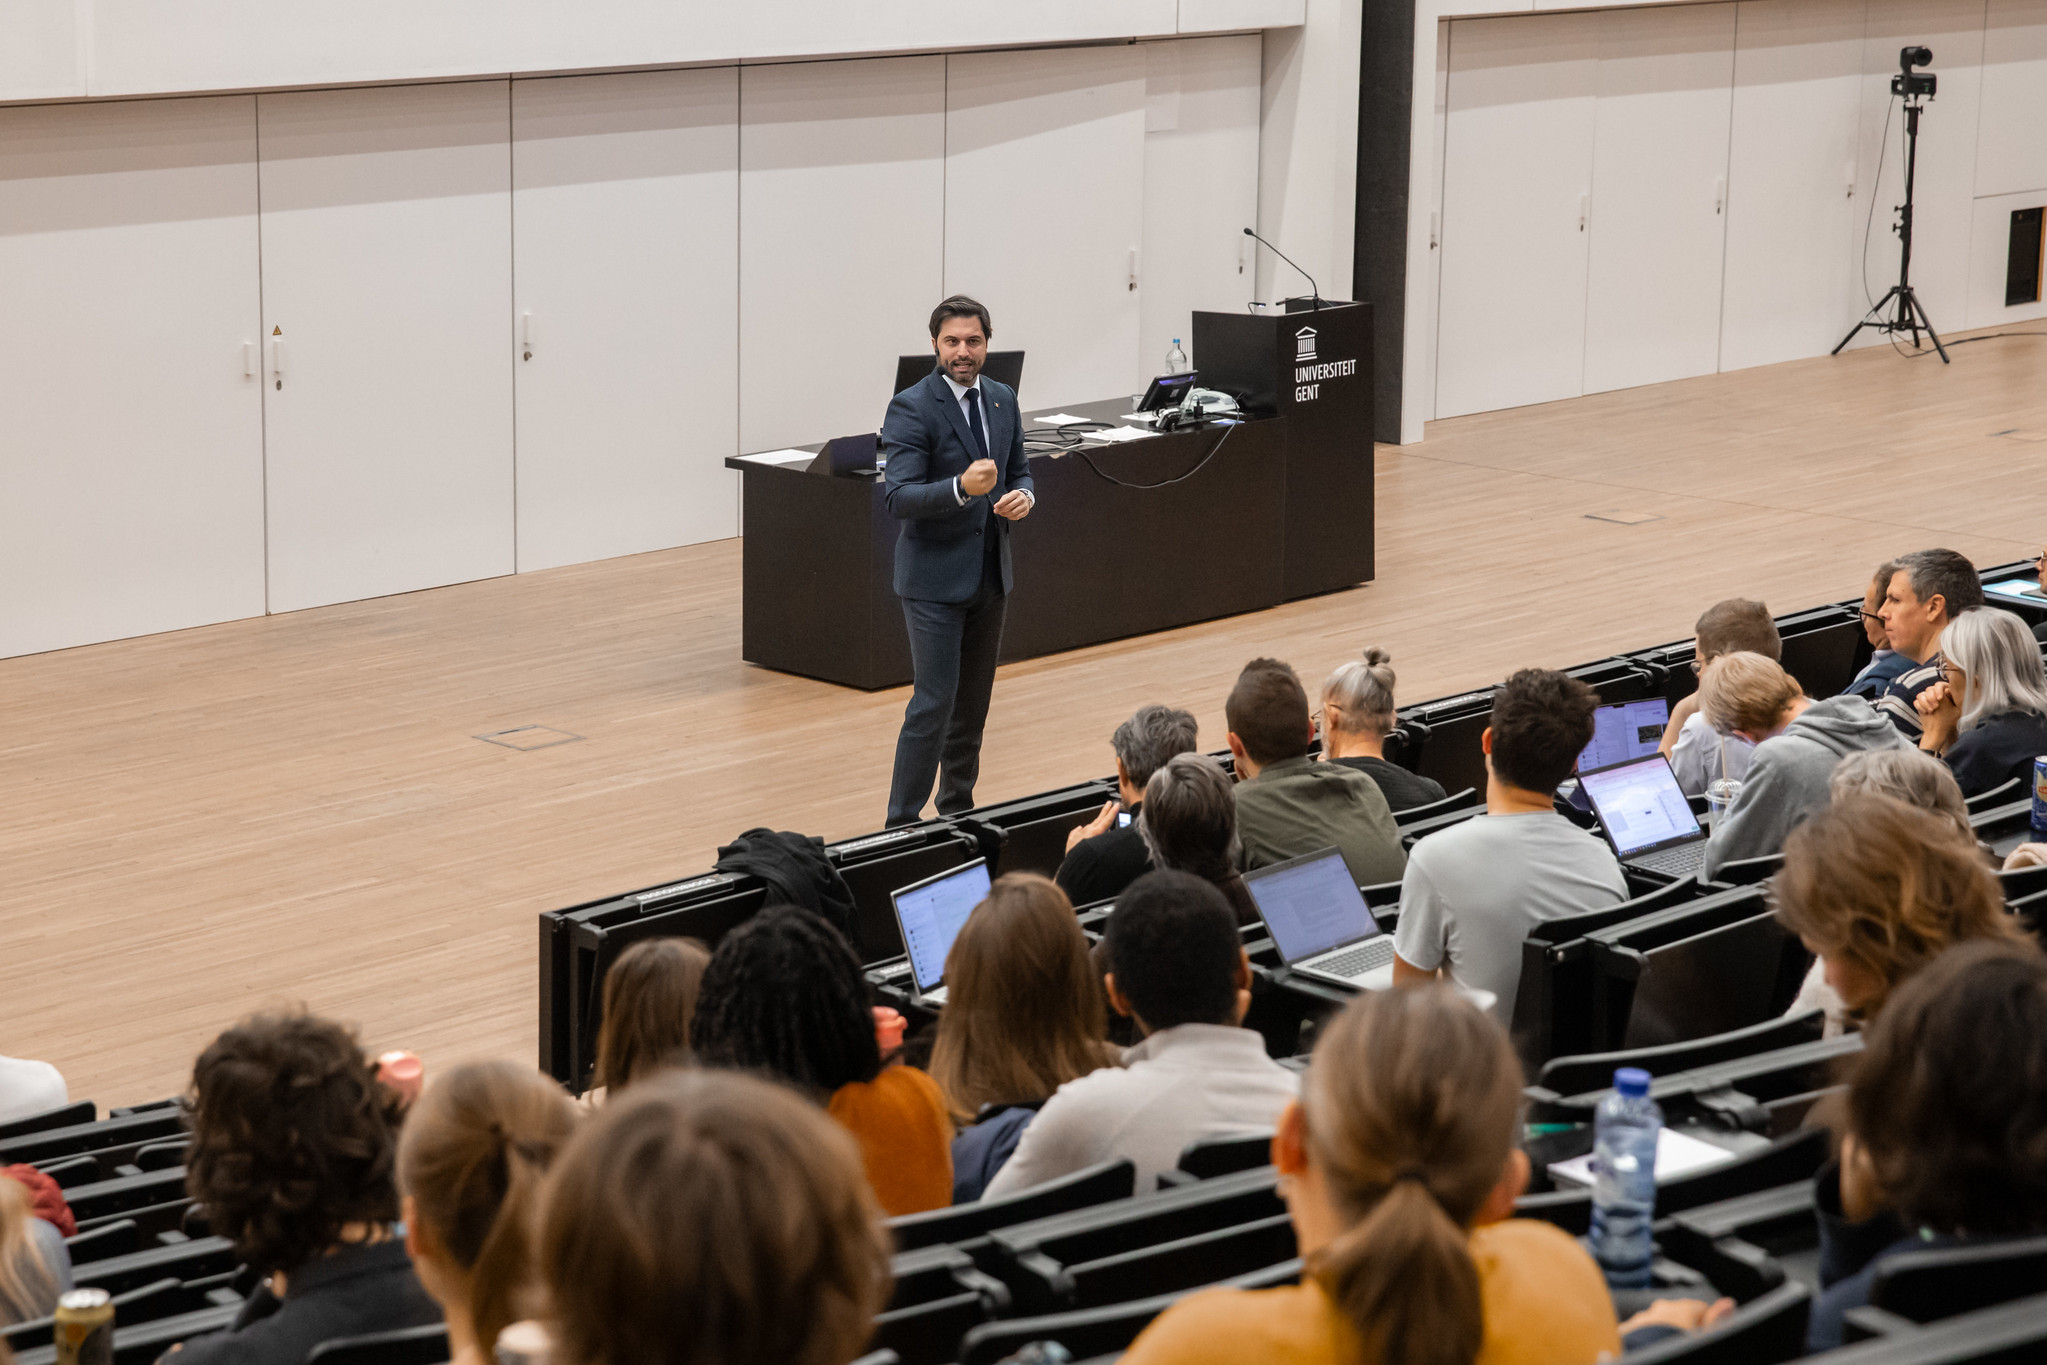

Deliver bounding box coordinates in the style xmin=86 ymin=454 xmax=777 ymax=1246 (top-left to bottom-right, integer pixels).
xmin=1256 ymin=0 xmax=1361 ymax=303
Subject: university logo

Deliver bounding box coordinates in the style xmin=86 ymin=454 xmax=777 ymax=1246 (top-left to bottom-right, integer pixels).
xmin=1295 ymin=326 xmax=1318 ymax=361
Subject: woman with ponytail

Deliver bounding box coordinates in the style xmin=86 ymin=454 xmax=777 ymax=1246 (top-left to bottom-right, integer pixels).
xmin=399 ymin=1061 xmax=579 ymax=1365
xmin=1123 ymin=986 xmax=1618 ymax=1365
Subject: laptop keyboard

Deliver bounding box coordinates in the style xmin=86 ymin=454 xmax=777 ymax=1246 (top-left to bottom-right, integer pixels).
xmin=1312 ymin=937 xmax=1396 ymax=978
xmin=1631 ymin=841 xmax=1706 ymax=877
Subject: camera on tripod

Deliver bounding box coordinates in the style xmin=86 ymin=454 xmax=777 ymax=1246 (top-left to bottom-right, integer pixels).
xmin=1892 ymin=46 xmax=1936 ymax=99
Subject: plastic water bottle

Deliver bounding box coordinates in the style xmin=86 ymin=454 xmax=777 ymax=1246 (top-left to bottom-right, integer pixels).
xmin=2031 ymin=755 xmax=2047 ymax=839
xmin=1589 ymin=1066 xmax=1661 ymax=1288
xmin=1165 ymin=338 xmax=1189 ymax=374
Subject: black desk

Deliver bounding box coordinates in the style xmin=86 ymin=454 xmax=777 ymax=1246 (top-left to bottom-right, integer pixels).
xmin=727 ymin=302 xmax=1375 ymax=690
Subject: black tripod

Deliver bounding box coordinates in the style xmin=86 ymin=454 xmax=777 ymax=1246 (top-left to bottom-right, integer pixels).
xmin=1835 ymin=53 xmax=1948 ymax=362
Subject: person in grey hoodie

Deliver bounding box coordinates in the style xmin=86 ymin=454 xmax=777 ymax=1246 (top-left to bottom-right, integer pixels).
xmin=1696 ymin=651 xmax=1908 ymax=879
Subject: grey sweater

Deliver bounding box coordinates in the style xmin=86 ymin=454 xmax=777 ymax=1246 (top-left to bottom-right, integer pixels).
xmin=1702 ymin=695 xmax=1908 ymax=878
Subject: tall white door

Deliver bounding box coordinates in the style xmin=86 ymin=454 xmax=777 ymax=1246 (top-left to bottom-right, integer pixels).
xmin=1720 ymin=0 xmax=1865 ymax=372
xmin=1139 ymin=36 xmax=1261 ymax=380
xmin=512 ymin=69 xmax=739 ymax=572
xmin=1436 ymin=12 xmax=1600 ymax=419
xmin=946 ymin=45 xmax=1147 ymax=410
xmin=738 ymin=57 xmax=945 ymax=454
xmin=258 ymin=81 xmax=515 ymax=613
xmin=1582 ymin=3 xmax=1736 ymax=395
xmin=0 ymin=96 xmax=266 ymax=658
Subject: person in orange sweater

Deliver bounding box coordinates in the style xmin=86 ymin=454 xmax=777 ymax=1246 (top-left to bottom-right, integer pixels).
xmin=691 ymin=906 xmax=953 ymax=1216
xmin=1122 ymin=984 xmax=1619 ymax=1365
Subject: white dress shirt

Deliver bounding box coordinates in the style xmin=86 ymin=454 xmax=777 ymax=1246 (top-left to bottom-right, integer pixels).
xmin=940 ymin=370 xmax=1033 ymax=509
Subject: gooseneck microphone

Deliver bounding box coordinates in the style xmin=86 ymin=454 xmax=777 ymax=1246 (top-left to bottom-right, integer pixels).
xmin=1242 ymin=227 xmax=1322 ymax=310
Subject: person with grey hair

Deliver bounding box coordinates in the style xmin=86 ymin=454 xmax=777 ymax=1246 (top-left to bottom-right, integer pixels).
xmin=1319 ymin=648 xmax=1448 ymax=812
xmin=1874 ymin=547 xmax=1984 ymax=740
xmin=1135 ymin=752 xmax=1260 ymax=925
xmin=1913 ymin=607 xmax=2047 ymax=797
xmin=1844 ymin=562 xmax=1913 ymax=699
xmin=1055 ymin=705 xmax=1200 ymax=908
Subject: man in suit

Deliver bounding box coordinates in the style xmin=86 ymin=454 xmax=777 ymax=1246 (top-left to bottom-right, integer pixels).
xmin=882 ymin=296 xmax=1035 ymax=826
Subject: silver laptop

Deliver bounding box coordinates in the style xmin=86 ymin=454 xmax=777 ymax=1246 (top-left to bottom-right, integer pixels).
xmin=1244 ymin=846 xmax=1397 ymax=991
xmin=887 ymin=858 xmax=991 ymax=1007
xmin=1578 ymin=754 xmax=1708 ymax=879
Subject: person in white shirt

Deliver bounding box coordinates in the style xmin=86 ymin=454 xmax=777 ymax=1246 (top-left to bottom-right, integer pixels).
xmin=0 ymin=1056 xmax=67 ymax=1126
xmin=1657 ymin=598 xmax=1779 ymax=796
xmin=981 ymin=871 xmax=1297 ymax=1197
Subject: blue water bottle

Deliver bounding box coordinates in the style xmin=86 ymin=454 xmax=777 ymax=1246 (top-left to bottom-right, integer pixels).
xmin=2031 ymin=756 xmax=2047 ymax=839
xmin=1589 ymin=1066 xmax=1661 ymax=1288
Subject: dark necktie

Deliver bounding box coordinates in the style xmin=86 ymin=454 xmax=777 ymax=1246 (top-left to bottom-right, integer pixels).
xmin=964 ymin=386 xmax=991 ymax=462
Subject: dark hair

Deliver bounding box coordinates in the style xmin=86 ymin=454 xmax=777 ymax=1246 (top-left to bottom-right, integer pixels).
xmin=1103 ymin=871 xmax=1243 ymax=1030
xmin=1487 ymin=669 xmax=1599 ymax=794
xmin=1849 ymin=940 xmax=2047 ymax=1236
xmin=1138 ymin=753 xmax=1241 ymax=886
xmin=538 ymin=1069 xmax=891 ymax=1365
xmin=593 ymin=937 xmax=711 ymax=1093
xmin=1225 ymin=658 xmax=1312 ymax=766
xmin=399 ymin=1061 xmax=579 ymax=1346
xmin=1893 ymin=547 xmax=1984 ymax=618
xmin=928 ymin=295 xmax=991 ymax=340
xmin=185 ymin=1013 xmax=401 ymax=1274
xmin=1694 ymin=598 xmax=1781 ymax=662
xmin=1306 ymin=986 xmax=1522 ymax=1365
xmin=1111 ymin=705 xmax=1200 ymax=790
xmin=690 ymin=907 xmax=880 ymax=1097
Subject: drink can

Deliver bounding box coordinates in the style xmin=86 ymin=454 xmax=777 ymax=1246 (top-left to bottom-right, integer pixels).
xmin=54 ymin=1288 xmax=113 ymax=1365
xmin=2032 ymin=756 xmax=2047 ymax=839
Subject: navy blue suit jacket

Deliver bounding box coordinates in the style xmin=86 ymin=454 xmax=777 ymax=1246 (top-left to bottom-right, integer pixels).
xmin=882 ymin=372 xmax=1034 ymax=604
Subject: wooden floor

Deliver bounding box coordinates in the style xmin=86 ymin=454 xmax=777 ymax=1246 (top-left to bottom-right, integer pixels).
xmin=7 ymin=327 xmax=2047 ymax=1108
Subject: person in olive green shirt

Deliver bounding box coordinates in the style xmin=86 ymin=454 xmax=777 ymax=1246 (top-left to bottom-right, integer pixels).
xmin=1224 ymin=658 xmax=1406 ymax=887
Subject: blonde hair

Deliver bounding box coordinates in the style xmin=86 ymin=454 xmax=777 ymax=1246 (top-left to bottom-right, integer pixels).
xmin=399 ymin=1061 xmax=580 ymax=1347
xmin=1829 ymin=749 xmax=1971 ymax=843
xmin=0 ymin=1177 xmax=55 ymax=1326
xmin=1303 ymin=986 xmax=1522 ymax=1365
xmin=928 ymin=874 xmax=1118 ymax=1124
xmin=1322 ymin=648 xmax=1399 ymax=738
xmin=1698 ymin=651 xmax=1804 ymax=737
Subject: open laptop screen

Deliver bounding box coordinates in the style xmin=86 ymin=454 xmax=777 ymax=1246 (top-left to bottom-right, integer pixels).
xmin=1578 ymin=698 xmax=1670 ymax=773
xmin=1579 ymin=756 xmax=1703 ymax=856
xmin=1243 ymin=848 xmax=1381 ymax=965
xmin=892 ymin=860 xmax=991 ymax=992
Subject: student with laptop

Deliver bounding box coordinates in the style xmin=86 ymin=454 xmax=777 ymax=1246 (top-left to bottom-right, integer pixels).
xmin=1656 ymin=598 xmax=1779 ymax=796
xmin=981 ymin=871 xmax=1297 ymax=1197
xmin=1391 ymin=671 xmax=1628 ymax=1023
xmin=1695 ymin=652 xmax=1907 ymax=881
xmin=1245 ymin=846 xmax=1400 ymax=992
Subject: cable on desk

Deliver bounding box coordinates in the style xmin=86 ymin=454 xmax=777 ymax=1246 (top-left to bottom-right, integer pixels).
xmin=1068 ymin=419 xmax=1239 ymax=491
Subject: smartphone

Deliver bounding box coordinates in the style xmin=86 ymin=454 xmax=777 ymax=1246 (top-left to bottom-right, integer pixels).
xmin=1116 ymin=811 xmax=1133 ymax=829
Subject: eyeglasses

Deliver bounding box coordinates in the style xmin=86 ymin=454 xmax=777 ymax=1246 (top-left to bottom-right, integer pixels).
xmin=1858 ymin=610 xmax=1884 ymax=624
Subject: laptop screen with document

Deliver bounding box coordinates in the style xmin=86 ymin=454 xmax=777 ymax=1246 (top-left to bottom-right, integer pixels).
xmin=1578 ymin=698 xmax=1670 ymax=772
xmin=1244 ymin=847 xmax=1382 ymax=965
xmin=892 ymin=860 xmax=991 ymax=992
xmin=1579 ymin=756 xmax=1703 ymax=857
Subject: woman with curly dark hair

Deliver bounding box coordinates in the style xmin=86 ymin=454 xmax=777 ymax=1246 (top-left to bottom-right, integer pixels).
xmin=168 ymin=1013 xmax=440 ymax=1365
xmin=692 ymin=906 xmax=953 ymax=1216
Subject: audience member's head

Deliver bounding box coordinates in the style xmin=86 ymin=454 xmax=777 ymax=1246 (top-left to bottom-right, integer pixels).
xmin=1697 ymin=652 xmax=1806 ymax=741
xmin=1138 ymin=752 xmax=1242 ymax=886
xmin=0 ymin=1176 xmax=55 ymax=1325
xmin=1225 ymin=658 xmax=1313 ymax=774
xmin=1322 ymin=647 xmax=1401 ymax=738
xmin=929 ymin=874 xmax=1116 ymax=1122
xmin=399 ymin=1061 xmax=579 ymax=1350
xmin=1828 ymin=749 xmax=1971 ymax=843
xmin=1694 ymin=598 xmax=1781 ymax=669
xmin=1486 ymin=669 xmax=1599 ymax=794
xmin=592 ymin=936 xmax=711 ymax=1095
xmin=1102 ymin=871 xmax=1249 ymax=1035
xmin=1282 ymin=985 xmax=1525 ymax=1365
xmin=1880 ymin=548 xmax=1982 ymax=661
xmin=1108 ymin=705 xmax=1199 ymax=805
xmin=185 ymin=1013 xmax=402 ymax=1275
xmin=1861 ymin=562 xmax=1899 ymax=651
xmin=537 ymin=1069 xmax=891 ymax=1365
xmin=1938 ymin=606 xmax=2047 ymax=730
xmin=691 ymin=908 xmax=880 ymax=1099
xmin=1772 ymin=793 xmax=2023 ymax=1021
xmin=1848 ymin=941 xmax=2047 ymax=1240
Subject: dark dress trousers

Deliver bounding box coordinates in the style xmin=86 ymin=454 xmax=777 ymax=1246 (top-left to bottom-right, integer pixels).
xmin=883 ymin=370 xmax=1034 ymax=826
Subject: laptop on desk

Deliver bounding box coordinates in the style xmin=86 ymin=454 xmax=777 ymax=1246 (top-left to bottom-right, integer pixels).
xmin=887 ymin=859 xmax=991 ymax=1008
xmin=1244 ymin=847 xmax=1397 ymax=991
xmin=1579 ymin=754 xmax=1709 ymax=880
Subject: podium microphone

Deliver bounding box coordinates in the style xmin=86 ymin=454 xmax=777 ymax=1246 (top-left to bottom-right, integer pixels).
xmin=1242 ymin=227 xmax=1321 ymax=311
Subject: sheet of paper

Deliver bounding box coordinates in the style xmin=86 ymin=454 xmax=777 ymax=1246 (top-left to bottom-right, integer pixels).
xmin=1985 ymin=577 xmax=2046 ymax=603
xmin=1028 ymin=413 xmax=1092 ymax=428
xmin=734 ymin=448 xmax=816 ymax=468
xmin=1083 ymin=425 xmax=1151 ymax=444
xmin=1547 ymin=1127 xmax=1737 ymax=1189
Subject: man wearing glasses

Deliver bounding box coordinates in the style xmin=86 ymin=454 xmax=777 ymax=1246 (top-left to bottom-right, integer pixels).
xmin=1843 ymin=561 xmax=1913 ymax=700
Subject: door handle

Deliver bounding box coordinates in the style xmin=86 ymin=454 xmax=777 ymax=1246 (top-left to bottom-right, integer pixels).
xmin=243 ymin=342 xmax=256 ymax=377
